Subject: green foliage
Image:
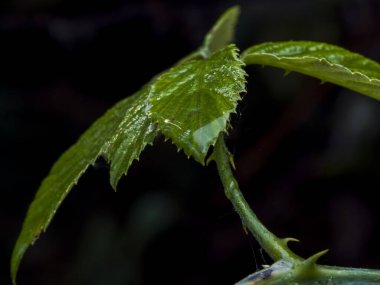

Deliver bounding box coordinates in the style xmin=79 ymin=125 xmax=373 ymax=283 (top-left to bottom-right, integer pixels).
xmin=242 ymin=41 xmax=380 ymax=100
xmin=11 ymin=6 xmax=243 ymax=283
xmin=11 ymin=83 xmax=158 ymax=282
xmin=11 ymin=5 xmax=380 ymax=285
xmin=201 ymin=6 xmax=240 ymax=57
xmin=150 ymin=44 xmax=246 ymax=163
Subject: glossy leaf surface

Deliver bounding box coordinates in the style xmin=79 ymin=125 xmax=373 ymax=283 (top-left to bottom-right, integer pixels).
xmin=149 ymin=44 xmax=246 ymax=163
xmin=201 ymin=5 xmax=240 ymax=57
xmin=11 ymin=6 xmax=243 ymax=282
xmin=11 ymin=84 xmax=158 ymax=283
xmin=242 ymin=41 xmax=380 ymax=100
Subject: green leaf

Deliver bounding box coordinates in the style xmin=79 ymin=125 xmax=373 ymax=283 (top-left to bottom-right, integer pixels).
xmin=105 ymin=87 xmax=158 ymax=188
xmin=11 ymin=84 xmax=158 ymax=284
xmin=201 ymin=6 xmax=240 ymax=58
xmin=242 ymin=41 xmax=380 ymax=100
xmin=149 ymin=44 xmax=246 ymax=164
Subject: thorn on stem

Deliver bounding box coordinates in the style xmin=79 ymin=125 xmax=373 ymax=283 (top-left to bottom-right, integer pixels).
xmin=300 ymin=249 xmax=329 ymax=270
xmin=282 ymin=237 xmax=300 ymax=245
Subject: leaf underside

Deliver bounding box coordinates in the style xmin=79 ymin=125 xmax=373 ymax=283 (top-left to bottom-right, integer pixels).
xmin=242 ymin=41 xmax=380 ymax=100
xmin=149 ymin=44 xmax=247 ymax=163
xmin=11 ymin=84 xmax=158 ymax=282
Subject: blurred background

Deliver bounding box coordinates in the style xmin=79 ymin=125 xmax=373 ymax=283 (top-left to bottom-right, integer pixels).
xmin=1 ymin=0 xmax=380 ymax=284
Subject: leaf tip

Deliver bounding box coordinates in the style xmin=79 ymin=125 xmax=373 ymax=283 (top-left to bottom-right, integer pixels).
xmin=109 ymin=176 xmax=119 ymax=192
xmin=11 ymin=263 xmax=18 ymax=285
xmin=201 ymin=5 xmax=241 ymax=57
xmin=11 ymin=238 xmax=29 ymax=285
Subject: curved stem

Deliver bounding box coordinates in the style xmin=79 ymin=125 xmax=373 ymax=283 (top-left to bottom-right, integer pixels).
xmin=213 ymin=135 xmax=380 ymax=284
xmin=212 ymin=135 xmax=302 ymax=263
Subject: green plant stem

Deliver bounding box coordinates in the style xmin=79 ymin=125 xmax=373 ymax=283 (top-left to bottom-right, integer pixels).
xmin=212 ymin=135 xmax=302 ymax=263
xmin=236 ymin=261 xmax=380 ymax=284
xmin=317 ymin=265 xmax=380 ymax=284
xmin=214 ymin=135 xmax=380 ymax=284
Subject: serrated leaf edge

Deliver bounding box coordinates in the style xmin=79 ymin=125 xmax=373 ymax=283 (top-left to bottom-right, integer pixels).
xmin=150 ymin=45 xmax=247 ymax=164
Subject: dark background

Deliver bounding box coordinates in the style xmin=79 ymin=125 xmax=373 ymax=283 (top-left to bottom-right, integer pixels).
xmin=1 ymin=0 xmax=380 ymax=284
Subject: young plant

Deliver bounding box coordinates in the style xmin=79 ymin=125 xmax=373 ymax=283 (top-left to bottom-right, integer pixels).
xmin=11 ymin=6 xmax=380 ymax=284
